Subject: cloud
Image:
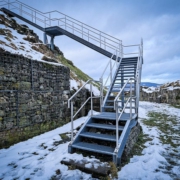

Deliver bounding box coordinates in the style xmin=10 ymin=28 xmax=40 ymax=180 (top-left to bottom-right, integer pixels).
xmin=12 ymin=0 xmax=180 ymax=84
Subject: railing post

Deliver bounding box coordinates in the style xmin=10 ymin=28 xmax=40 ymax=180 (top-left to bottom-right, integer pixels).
xmin=72 ymin=23 xmax=74 ymax=34
xmin=116 ymin=101 xmax=119 ymax=149
xmin=65 ymin=16 xmax=66 ymax=30
xmin=19 ymin=4 xmax=22 ymax=16
xmin=119 ymin=40 xmax=121 ymax=58
xmin=35 ymin=11 xmax=36 ymax=24
xmin=71 ymin=101 xmax=74 ymax=142
xmin=130 ymin=80 xmax=132 ymax=120
xmin=110 ymin=59 xmax=112 ymax=84
xmin=8 ymin=0 xmax=10 ymax=9
xmin=121 ymin=42 xmax=123 ymax=58
xmin=88 ymin=30 xmax=89 ymax=42
xmin=100 ymin=77 xmax=103 ymax=111
xmin=116 ymin=49 xmax=118 ymax=68
xmin=44 ymin=17 xmax=46 ymax=28
xmin=49 ymin=13 xmax=51 ymax=26
xmin=100 ymin=32 xmax=101 ymax=48
xmin=90 ymin=81 xmax=93 ymax=116
xmin=82 ymin=24 xmax=83 ymax=38
xmin=104 ymin=38 xmax=106 ymax=50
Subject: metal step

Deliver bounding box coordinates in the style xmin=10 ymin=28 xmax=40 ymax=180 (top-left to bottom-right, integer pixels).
xmin=116 ymin=75 xmax=135 ymax=77
xmin=121 ymin=62 xmax=137 ymax=66
xmin=103 ymin=105 xmax=114 ymax=108
xmin=86 ymin=123 xmax=124 ymax=131
xmin=80 ymin=132 xmax=116 ymax=142
xmin=119 ymin=69 xmax=135 ymax=72
xmin=117 ymin=72 xmax=135 ymax=74
xmin=106 ymin=100 xmax=114 ymax=102
xmin=92 ymin=112 xmax=137 ymax=121
xmin=72 ymin=142 xmax=114 ymax=155
xmin=118 ymin=106 xmax=136 ymax=109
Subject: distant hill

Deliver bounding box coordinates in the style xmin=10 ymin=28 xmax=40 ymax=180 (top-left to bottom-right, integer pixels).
xmin=141 ymin=82 xmax=162 ymax=87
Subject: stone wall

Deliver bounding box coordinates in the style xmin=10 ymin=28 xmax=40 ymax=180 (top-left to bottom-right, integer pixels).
xmin=0 ymin=51 xmax=70 ymax=148
xmin=122 ymin=122 xmax=141 ymax=161
xmin=0 ymin=51 xmax=101 ymax=148
xmin=140 ymin=87 xmax=180 ymax=105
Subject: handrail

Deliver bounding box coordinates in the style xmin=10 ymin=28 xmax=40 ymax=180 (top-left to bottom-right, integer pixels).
xmin=68 ymin=79 xmax=101 ymax=142
xmin=114 ymin=76 xmax=136 ymax=150
xmin=1 ymin=0 xmax=122 ymax=56
xmin=68 ymin=79 xmax=91 ymax=108
xmin=73 ymin=96 xmax=100 ymax=118
xmin=99 ymin=51 xmax=121 ymax=108
xmin=114 ymin=77 xmax=135 ymax=107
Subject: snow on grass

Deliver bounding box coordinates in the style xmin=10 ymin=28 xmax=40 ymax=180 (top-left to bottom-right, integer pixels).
xmin=0 ymin=112 xmax=99 ymax=180
xmin=119 ymin=101 xmax=180 ymax=180
xmin=0 ymin=101 xmax=179 ymax=179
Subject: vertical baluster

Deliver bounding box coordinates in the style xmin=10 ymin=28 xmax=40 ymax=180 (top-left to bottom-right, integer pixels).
xmin=88 ymin=30 xmax=89 ymax=42
xmin=82 ymin=24 xmax=83 ymax=38
xmin=71 ymin=101 xmax=73 ymax=142
xmin=116 ymin=101 xmax=119 ymax=149
xmin=130 ymin=80 xmax=132 ymax=120
xmin=65 ymin=16 xmax=66 ymax=30
xmin=35 ymin=11 xmax=36 ymax=24
xmin=90 ymin=81 xmax=93 ymax=116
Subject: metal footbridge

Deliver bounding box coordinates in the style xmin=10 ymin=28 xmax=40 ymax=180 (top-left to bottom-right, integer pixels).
xmin=0 ymin=0 xmax=143 ymax=165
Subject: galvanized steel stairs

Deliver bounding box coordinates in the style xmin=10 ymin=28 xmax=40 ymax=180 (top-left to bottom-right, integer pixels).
xmin=68 ymin=57 xmax=139 ymax=165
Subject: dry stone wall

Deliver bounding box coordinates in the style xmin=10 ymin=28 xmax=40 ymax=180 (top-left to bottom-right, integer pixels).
xmin=0 ymin=51 xmax=100 ymax=148
xmin=140 ymin=87 xmax=180 ymax=105
xmin=0 ymin=51 xmax=70 ymax=148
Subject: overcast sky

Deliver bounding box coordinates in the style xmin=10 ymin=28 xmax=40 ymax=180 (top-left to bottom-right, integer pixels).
xmin=7 ymin=0 xmax=180 ymax=83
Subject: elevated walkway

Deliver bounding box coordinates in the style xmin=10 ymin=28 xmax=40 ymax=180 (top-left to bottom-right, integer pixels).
xmin=1 ymin=0 xmax=122 ymax=60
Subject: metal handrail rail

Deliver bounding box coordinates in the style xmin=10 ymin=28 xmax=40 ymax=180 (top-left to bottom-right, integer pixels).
xmin=114 ymin=77 xmax=135 ymax=107
xmin=114 ymin=76 xmax=136 ymax=150
xmin=68 ymin=79 xmax=91 ymax=108
xmin=14 ymin=0 xmax=122 ymax=42
xmin=73 ymin=96 xmax=100 ymax=119
xmin=68 ymin=79 xmax=101 ymax=142
xmin=1 ymin=0 xmax=122 ymax=55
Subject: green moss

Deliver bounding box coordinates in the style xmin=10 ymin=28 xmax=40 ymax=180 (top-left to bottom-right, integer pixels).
xmin=43 ymin=63 xmax=54 ymax=69
xmin=0 ymin=70 xmax=4 ymax=75
xmin=143 ymin=111 xmax=179 ymax=147
xmin=59 ymin=56 xmax=91 ymax=82
xmin=60 ymin=133 xmax=68 ymax=140
xmin=12 ymin=81 xmax=31 ymax=90
xmin=109 ymin=162 xmax=118 ymax=179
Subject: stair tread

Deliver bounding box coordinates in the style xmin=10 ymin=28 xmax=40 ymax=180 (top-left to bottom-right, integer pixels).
xmin=92 ymin=112 xmax=137 ymax=121
xmin=80 ymin=132 xmax=116 ymax=141
xmin=86 ymin=123 xmax=124 ymax=131
xmin=72 ymin=142 xmax=114 ymax=155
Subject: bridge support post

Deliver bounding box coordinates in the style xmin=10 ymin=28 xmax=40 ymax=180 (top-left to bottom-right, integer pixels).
xmin=50 ymin=36 xmax=55 ymax=51
xmin=43 ymin=32 xmax=48 ymax=44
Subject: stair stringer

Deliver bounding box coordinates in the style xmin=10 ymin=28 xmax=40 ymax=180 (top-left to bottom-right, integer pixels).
xmin=68 ymin=116 xmax=93 ymax=153
xmin=113 ymin=118 xmax=138 ymax=165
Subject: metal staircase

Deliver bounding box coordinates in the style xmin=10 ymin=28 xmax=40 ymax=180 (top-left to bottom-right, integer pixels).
xmin=1 ymin=0 xmax=143 ymax=165
xmin=68 ymin=51 xmax=143 ymax=165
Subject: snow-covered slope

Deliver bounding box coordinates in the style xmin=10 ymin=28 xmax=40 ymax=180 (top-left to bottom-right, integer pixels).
xmin=0 ymin=10 xmax=100 ymax=95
